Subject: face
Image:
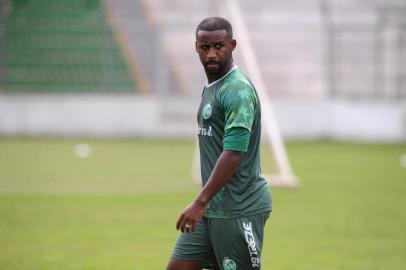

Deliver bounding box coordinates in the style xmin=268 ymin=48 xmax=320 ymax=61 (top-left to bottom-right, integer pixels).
xmin=195 ymin=29 xmax=236 ymax=78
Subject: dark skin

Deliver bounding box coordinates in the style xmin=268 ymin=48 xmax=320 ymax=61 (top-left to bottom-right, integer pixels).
xmin=195 ymin=29 xmax=237 ymax=84
xmin=166 ymin=30 xmax=243 ymax=270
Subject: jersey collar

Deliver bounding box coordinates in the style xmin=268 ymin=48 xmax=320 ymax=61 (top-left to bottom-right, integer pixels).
xmin=205 ymin=65 xmax=238 ymax=88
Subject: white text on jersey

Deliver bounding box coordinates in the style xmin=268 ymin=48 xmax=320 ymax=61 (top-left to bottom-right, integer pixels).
xmin=197 ymin=125 xmax=213 ymax=137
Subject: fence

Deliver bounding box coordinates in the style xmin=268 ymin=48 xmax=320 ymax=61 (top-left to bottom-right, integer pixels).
xmin=322 ymin=0 xmax=406 ymax=100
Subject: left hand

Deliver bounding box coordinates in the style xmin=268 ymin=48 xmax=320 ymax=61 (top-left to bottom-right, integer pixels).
xmin=176 ymin=200 xmax=205 ymax=233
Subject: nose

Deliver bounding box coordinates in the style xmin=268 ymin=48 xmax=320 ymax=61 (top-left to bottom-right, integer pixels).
xmin=207 ymin=47 xmax=217 ymax=60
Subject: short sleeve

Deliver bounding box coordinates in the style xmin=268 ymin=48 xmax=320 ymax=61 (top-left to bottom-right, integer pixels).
xmin=223 ymin=127 xmax=251 ymax=152
xmin=220 ymin=80 xmax=257 ymax=152
xmin=220 ymin=80 xmax=257 ymax=132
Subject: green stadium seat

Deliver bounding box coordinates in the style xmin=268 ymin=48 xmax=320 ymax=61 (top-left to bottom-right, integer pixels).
xmin=3 ymin=0 xmax=136 ymax=92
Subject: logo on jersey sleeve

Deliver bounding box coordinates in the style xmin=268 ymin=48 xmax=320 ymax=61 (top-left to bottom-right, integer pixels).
xmin=223 ymin=257 xmax=237 ymax=270
xmin=202 ymin=104 xmax=212 ymax=120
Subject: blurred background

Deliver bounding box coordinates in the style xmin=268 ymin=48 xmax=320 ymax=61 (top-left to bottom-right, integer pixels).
xmin=0 ymin=0 xmax=405 ymax=269
xmin=0 ymin=0 xmax=405 ymax=140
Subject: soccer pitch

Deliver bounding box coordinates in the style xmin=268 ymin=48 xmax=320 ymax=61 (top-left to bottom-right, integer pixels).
xmin=0 ymin=138 xmax=405 ymax=270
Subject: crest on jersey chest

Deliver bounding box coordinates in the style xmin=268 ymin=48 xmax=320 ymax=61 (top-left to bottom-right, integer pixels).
xmin=202 ymin=103 xmax=212 ymax=120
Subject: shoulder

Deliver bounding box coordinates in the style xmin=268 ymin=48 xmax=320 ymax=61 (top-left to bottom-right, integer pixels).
xmin=220 ymin=71 xmax=253 ymax=93
xmin=219 ymin=72 xmax=258 ymax=106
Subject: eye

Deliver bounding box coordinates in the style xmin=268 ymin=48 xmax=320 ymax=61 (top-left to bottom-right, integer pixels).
xmin=200 ymin=45 xmax=209 ymax=50
xmin=215 ymin=43 xmax=223 ymax=49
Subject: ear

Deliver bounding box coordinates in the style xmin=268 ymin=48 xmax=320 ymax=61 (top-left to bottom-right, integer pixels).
xmin=195 ymin=41 xmax=198 ymax=52
xmin=231 ymin=39 xmax=236 ymax=51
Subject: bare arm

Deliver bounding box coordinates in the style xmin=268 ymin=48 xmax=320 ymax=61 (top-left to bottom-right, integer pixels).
xmin=176 ymin=150 xmax=244 ymax=232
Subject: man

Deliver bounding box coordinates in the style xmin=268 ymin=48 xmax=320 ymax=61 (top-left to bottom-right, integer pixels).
xmin=166 ymin=17 xmax=272 ymax=270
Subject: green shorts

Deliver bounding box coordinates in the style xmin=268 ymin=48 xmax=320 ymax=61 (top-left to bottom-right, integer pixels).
xmin=171 ymin=211 xmax=270 ymax=270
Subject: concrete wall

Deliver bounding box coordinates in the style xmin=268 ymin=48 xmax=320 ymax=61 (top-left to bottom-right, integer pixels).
xmin=1 ymin=94 xmax=404 ymax=142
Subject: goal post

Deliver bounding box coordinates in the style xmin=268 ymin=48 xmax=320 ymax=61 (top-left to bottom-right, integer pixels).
xmin=226 ymin=0 xmax=299 ymax=187
xmin=192 ymin=0 xmax=299 ymax=188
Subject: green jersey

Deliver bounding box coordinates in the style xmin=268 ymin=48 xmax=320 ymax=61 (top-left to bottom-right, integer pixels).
xmin=197 ymin=66 xmax=272 ymax=218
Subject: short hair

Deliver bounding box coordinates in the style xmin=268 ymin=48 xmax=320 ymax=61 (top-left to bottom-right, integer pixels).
xmin=196 ymin=17 xmax=233 ymax=39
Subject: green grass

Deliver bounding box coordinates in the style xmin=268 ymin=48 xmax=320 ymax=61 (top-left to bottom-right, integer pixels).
xmin=0 ymin=138 xmax=405 ymax=269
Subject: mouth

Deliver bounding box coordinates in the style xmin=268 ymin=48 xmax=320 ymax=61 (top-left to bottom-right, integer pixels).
xmin=205 ymin=62 xmax=220 ymax=69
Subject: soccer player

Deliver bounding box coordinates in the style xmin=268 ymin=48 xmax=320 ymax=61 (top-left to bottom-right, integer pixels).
xmin=166 ymin=17 xmax=272 ymax=270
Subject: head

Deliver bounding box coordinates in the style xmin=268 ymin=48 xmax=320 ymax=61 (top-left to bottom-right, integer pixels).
xmin=195 ymin=17 xmax=236 ymax=80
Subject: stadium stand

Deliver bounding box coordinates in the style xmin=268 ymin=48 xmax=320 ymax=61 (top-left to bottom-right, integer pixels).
xmin=144 ymin=0 xmax=406 ymax=99
xmin=103 ymin=0 xmax=183 ymax=95
xmin=0 ymin=1 xmax=7 ymax=83
xmin=1 ymin=0 xmax=136 ymax=92
xmin=2 ymin=0 xmax=404 ymax=98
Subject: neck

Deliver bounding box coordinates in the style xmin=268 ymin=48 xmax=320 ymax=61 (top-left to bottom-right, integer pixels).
xmin=206 ymin=60 xmax=234 ymax=84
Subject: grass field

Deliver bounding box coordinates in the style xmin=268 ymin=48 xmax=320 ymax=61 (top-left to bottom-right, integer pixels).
xmin=0 ymin=138 xmax=405 ymax=270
